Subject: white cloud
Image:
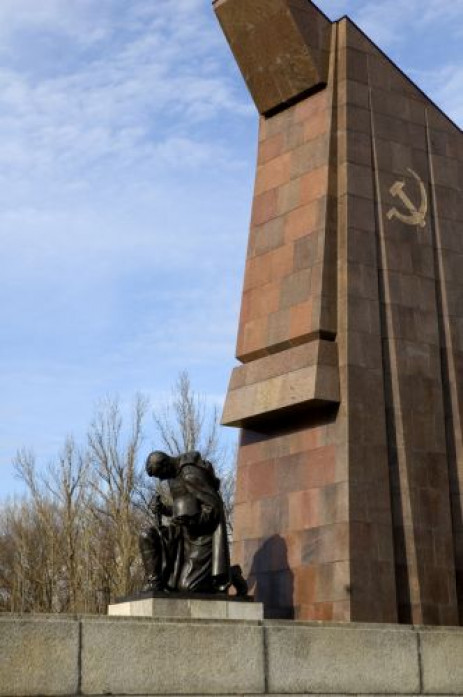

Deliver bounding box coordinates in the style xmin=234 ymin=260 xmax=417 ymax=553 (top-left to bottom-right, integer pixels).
xmin=0 ymin=0 xmax=109 ymax=49
xmin=351 ymin=0 xmax=463 ymax=47
xmin=0 ymin=0 xmax=253 ymax=300
xmin=437 ymin=69 xmax=463 ymax=125
xmin=0 ymin=0 xmax=250 ymax=191
xmin=409 ymin=64 xmax=463 ymax=126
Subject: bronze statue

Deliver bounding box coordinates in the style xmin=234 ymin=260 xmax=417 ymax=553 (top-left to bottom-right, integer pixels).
xmin=139 ymin=451 xmax=247 ymax=595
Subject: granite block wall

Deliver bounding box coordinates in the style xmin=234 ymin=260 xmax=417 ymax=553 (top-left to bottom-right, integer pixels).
xmin=3 ymin=614 xmax=463 ymax=696
xmin=217 ymin=0 xmax=462 ymax=624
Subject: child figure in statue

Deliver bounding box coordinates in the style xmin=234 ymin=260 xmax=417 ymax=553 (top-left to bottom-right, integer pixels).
xmin=139 ymin=451 xmax=245 ymax=595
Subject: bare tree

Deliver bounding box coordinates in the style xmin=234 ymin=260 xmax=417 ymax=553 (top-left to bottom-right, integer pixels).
xmin=152 ymin=371 xmax=236 ymax=533
xmin=0 ymin=374 xmax=236 ymax=614
xmin=153 ymin=371 xmax=220 ymax=457
xmin=87 ymin=394 xmax=148 ymax=599
xmin=8 ymin=397 xmax=148 ymax=611
xmin=43 ymin=438 xmax=89 ymax=610
xmin=13 ymin=441 xmax=91 ymax=612
xmin=13 ymin=451 xmax=62 ymax=612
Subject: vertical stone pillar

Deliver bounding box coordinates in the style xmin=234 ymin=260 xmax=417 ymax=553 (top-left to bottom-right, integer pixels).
xmin=216 ymin=0 xmax=462 ymax=624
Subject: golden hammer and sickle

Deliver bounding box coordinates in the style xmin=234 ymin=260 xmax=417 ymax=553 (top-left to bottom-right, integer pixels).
xmin=386 ymin=168 xmax=428 ymax=228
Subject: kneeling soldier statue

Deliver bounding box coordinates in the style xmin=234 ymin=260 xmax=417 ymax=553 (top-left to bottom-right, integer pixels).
xmin=139 ymin=450 xmax=247 ymax=596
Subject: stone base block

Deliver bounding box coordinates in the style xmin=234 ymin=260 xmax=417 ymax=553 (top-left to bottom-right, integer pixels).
xmin=108 ymin=593 xmax=263 ymax=621
xmin=82 ymin=616 xmax=264 ymax=695
xmin=2 ymin=615 xmax=463 ymax=696
xmin=0 ymin=616 xmax=79 ymax=697
xmin=222 ymin=341 xmax=339 ymax=427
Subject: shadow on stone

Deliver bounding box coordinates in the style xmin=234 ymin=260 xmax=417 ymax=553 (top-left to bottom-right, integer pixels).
xmin=248 ymin=535 xmax=294 ymax=619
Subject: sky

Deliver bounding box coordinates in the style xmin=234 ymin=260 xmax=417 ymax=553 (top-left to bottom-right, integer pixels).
xmin=0 ymin=0 xmax=462 ymax=499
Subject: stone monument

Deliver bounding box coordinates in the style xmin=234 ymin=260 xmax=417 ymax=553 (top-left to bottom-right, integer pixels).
xmin=4 ymin=6 xmax=463 ymax=697
xmin=109 ymin=449 xmax=257 ymax=619
xmin=139 ymin=451 xmax=232 ymax=595
xmin=216 ymin=0 xmax=463 ymax=625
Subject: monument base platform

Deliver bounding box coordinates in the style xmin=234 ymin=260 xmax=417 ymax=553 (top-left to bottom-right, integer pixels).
xmin=108 ymin=591 xmax=263 ymax=620
xmin=2 ymin=614 xmax=463 ymax=696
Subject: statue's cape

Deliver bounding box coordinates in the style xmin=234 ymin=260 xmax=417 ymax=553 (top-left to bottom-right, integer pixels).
xmin=177 ymin=451 xmax=230 ymax=580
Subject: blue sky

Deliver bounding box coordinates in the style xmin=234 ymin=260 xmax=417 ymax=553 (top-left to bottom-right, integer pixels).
xmin=0 ymin=0 xmax=462 ymax=499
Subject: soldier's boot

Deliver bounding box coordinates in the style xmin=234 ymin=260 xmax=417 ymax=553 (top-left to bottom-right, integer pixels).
xmin=230 ymin=565 xmax=248 ymax=597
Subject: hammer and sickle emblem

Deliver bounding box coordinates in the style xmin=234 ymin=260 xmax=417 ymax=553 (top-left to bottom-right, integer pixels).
xmin=386 ymin=168 xmax=428 ymax=228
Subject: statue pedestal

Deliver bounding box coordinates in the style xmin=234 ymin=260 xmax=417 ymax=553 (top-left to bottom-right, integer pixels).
xmin=108 ymin=591 xmax=263 ymax=621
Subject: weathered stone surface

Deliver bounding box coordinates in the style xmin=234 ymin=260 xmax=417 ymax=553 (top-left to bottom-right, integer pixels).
xmin=213 ymin=0 xmax=331 ymax=115
xmin=108 ymin=597 xmax=263 ymax=621
xmin=420 ymin=628 xmax=463 ymax=694
xmin=0 ymin=616 xmax=79 ymax=697
xmin=265 ymin=623 xmax=420 ymax=694
xmin=222 ymin=340 xmax=339 ymax=427
xmin=219 ymin=0 xmax=463 ymax=625
xmin=81 ymin=617 xmax=265 ymax=695
xmin=3 ymin=615 xmax=463 ymax=696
